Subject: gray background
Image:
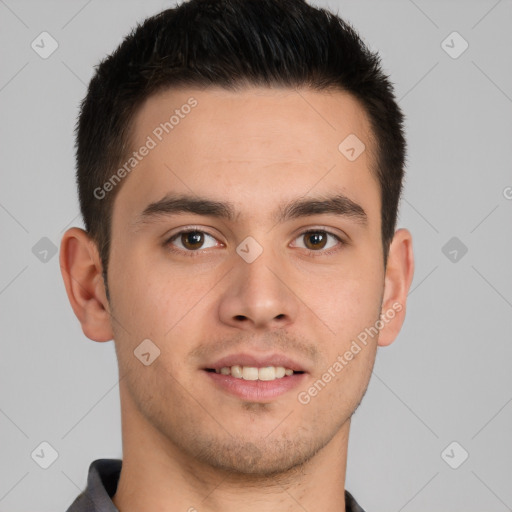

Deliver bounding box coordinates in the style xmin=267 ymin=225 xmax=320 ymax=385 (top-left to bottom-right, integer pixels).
xmin=1 ymin=0 xmax=511 ymax=511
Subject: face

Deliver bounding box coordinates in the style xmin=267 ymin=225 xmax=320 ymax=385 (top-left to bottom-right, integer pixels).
xmin=106 ymin=86 xmax=386 ymax=475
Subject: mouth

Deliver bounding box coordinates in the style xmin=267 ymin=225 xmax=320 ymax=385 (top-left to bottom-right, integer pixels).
xmin=202 ymin=353 xmax=309 ymax=402
xmin=205 ymin=365 xmax=304 ymax=381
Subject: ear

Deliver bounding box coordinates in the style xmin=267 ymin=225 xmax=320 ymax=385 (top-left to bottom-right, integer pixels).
xmin=377 ymin=228 xmax=415 ymax=347
xmin=59 ymin=227 xmax=113 ymax=342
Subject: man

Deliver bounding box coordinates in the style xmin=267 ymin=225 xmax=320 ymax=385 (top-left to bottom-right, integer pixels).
xmin=60 ymin=0 xmax=414 ymax=510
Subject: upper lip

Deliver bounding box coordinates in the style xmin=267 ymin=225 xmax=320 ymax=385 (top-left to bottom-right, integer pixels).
xmin=204 ymin=353 xmax=309 ymax=373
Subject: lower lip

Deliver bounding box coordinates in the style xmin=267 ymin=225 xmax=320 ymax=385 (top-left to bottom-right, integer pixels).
xmin=204 ymin=370 xmax=307 ymax=402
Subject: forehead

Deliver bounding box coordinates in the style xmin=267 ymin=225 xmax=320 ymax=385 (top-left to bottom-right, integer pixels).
xmin=132 ymin=86 xmax=373 ymax=161
xmin=113 ymin=86 xmax=379 ymax=228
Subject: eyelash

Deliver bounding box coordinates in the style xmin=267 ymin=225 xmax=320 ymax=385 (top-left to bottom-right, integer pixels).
xmin=164 ymin=227 xmax=345 ymax=258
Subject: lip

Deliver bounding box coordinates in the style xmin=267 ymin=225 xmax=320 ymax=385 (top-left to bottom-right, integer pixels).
xmin=204 ymin=352 xmax=309 ymax=373
xmin=202 ymin=352 xmax=309 ymax=402
xmin=204 ymin=370 xmax=308 ymax=402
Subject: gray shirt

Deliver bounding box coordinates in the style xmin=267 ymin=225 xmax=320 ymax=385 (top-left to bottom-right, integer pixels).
xmin=65 ymin=459 xmax=366 ymax=512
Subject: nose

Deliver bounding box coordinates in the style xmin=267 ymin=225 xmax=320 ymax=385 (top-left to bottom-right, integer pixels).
xmin=217 ymin=246 xmax=300 ymax=331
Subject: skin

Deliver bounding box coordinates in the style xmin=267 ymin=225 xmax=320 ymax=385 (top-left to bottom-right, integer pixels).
xmin=60 ymin=86 xmax=414 ymax=512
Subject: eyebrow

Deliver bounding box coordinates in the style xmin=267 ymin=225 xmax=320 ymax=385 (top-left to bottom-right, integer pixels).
xmin=134 ymin=192 xmax=368 ymax=227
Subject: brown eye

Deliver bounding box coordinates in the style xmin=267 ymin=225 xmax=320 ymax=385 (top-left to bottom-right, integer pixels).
xmin=303 ymin=232 xmax=328 ymax=250
xmin=168 ymin=230 xmax=219 ymax=253
xmin=293 ymin=229 xmax=343 ymax=255
xmin=181 ymin=231 xmax=205 ymax=250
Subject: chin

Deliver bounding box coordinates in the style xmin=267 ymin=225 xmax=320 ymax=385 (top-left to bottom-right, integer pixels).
xmin=191 ymin=435 xmax=322 ymax=477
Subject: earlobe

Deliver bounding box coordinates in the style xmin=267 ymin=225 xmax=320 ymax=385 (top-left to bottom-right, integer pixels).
xmin=377 ymin=228 xmax=415 ymax=347
xmin=59 ymin=227 xmax=113 ymax=342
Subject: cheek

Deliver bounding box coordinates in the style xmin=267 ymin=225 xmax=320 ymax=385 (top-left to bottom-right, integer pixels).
xmin=305 ymin=264 xmax=383 ymax=393
xmin=109 ymin=247 xmax=193 ymax=334
xmin=109 ymin=259 xmax=218 ymax=380
xmin=301 ymin=284 xmax=381 ymax=411
xmin=314 ymin=266 xmax=383 ymax=333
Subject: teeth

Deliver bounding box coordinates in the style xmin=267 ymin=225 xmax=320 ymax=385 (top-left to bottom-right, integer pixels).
xmin=231 ymin=365 xmax=243 ymax=379
xmin=275 ymin=366 xmax=286 ymax=378
xmin=214 ymin=365 xmax=297 ymax=381
xmin=258 ymin=366 xmax=275 ymax=381
xmin=242 ymin=366 xmax=259 ymax=380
